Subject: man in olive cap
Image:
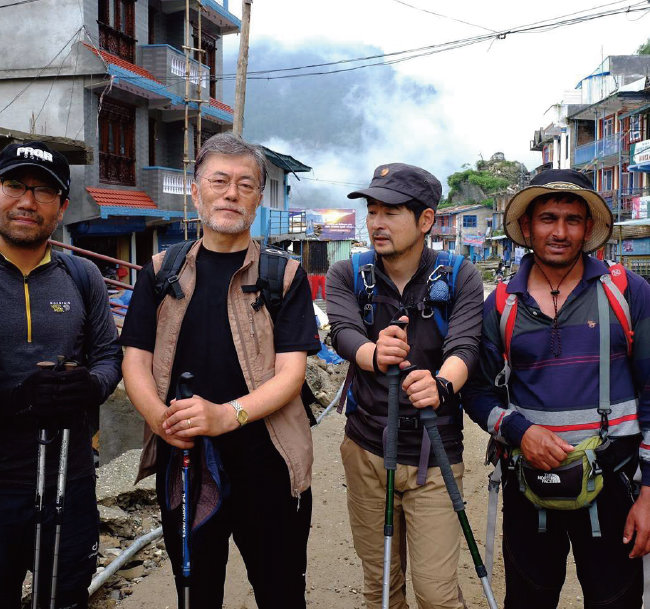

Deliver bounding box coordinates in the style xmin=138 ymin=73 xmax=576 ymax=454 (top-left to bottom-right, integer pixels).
xmin=464 ymin=168 xmax=650 ymax=608
xmin=326 ymin=163 xmax=484 ymax=608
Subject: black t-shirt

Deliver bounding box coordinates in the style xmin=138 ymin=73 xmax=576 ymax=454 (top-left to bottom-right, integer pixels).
xmin=121 ymin=245 xmax=320 ymax=457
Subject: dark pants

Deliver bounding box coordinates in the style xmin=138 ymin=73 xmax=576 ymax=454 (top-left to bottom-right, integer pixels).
xmin=0 ymin=476 xmax=99 ymax=609
xmin=157 ymin=436 xmax=312 ymax=609
xmin=502 ymin=463 xmax=643 ymax=609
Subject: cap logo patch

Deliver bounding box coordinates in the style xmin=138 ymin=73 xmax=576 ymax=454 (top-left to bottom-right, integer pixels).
xmin=380 ymin=168 xmax=389 ymax=177
xmin=544 ymin=181 xmax=582 ymax=191
xmin=16 ymin=146 xmax=53 ymax=163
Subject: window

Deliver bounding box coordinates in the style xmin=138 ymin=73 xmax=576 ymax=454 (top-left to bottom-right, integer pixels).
xmin=462 ymin=215 xmax=477 ymax=228
xmin=601 ymin=169 xmax=613 ymax=192
xmin=98 ymin=0 xmax=135 ymax=63
xmin=448 ymin=241 xmax=455 ymax=251
xmin=193 ymin=29 xmax=217 ymax=99
xmin=602 ymin=117 xmax=614 ymax=138
xmin=269 ymin=179 xmax=280 ymax=209
xmin=98 ymin=98 xmax=135 ymax=185
xmin=630 ymin=115 xmax=642 ymax=142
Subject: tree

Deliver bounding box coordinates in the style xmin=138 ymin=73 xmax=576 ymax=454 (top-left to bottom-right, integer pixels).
xmin=637 ymin=39 xmax=650 ymax=55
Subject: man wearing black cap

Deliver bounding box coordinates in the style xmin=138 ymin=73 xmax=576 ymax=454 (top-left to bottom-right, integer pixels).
xmin=464 ymin=169 xmax=650 ymax=608
xmin=0 ymin=141 xmax=122 ymax=608
xmin=326 ymin=163 xmax=484 ymax=608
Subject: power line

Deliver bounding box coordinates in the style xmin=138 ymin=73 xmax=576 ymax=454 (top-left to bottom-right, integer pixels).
xmin=0 ymin=0 xmax=41 ymax=8
xmin=388 ymin=0 xmax=497 ymax=32
xmin=300 ymin=176 xmax=367 ymax=187
xmin=211 ymin=1 xmax=650 ymax=81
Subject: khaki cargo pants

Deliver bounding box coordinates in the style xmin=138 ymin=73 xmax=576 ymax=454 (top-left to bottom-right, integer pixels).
xmin=341 ymin=434 xmax=465 ymax=609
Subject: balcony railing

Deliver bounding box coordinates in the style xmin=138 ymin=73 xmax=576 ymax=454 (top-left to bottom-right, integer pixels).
xmin=431 ymin=226 xmax=456 ymax=236
xmin=140 ymin=45 xmax=210 ymax=104
xmin=575 ymin=133 xmax=622 ymax=165
xmin=141 ymin=167 xmax=192 ymax=212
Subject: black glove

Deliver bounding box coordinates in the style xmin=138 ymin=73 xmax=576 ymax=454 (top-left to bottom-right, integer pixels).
xmin=17 ymin=366 xmax=102 ymax=426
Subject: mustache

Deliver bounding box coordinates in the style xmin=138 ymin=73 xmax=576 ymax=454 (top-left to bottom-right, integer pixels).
xmin=7 ymin=211 xmax=43 ymax=224
xmin=372 ymin=232 xmax=391 ymax=239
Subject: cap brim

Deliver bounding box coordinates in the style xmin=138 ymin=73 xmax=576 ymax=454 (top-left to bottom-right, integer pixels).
xmin=0 ymin=161 xmax=68 ymax=194
xmin=347 ymin=186 xmax=413 ymax=205
xmin=504 ymin=184 xmax=613 ymax=253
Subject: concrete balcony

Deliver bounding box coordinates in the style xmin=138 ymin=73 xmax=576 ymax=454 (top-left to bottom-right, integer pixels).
xmin=139 ymin=45 xmax=210 ymax=106
xmin=574 ymin=133 xmax=622 ymax=166
xmin=431 ymin=225 xmax=457 ymax=237
xmin=141 ymin=166 xmax=193 ymax=212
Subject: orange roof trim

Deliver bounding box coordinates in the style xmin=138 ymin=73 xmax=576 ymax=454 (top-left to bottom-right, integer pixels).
xmin=86 ymin=187 xmax=158 ymax=209
xmin=83 ymin=43 xmax=162 ymax=84
xmin=209 ymin=97 xmax=234 ymax=114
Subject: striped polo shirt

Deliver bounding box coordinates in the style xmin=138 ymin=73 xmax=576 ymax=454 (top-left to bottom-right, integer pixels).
xmin=463 ymin=253 xmax=650 ymax=485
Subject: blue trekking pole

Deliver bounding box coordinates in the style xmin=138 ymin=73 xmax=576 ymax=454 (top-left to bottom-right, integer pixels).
xmin=176 ymin=372 xmax=194 ymax=609
xmin=381 ymin=320 xmax=406 ymax=609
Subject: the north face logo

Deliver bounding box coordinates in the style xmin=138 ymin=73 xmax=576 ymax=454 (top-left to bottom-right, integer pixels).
xmin=16 ymin=146 xmax=53 ymax=163
xmin=537 ymin=473 xmax=561 ymax=484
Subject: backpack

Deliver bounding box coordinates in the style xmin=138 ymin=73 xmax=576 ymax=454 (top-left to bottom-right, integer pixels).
xmin=495 ymin=262 xmax=633 ymax=374
xmin=338 ymin=249 xmax=464 ymax=415
xmin=153 ymin=241 xmax=318 ymax=426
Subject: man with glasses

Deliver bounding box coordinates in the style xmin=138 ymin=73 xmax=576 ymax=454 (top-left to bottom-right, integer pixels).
xmin=0 ymin=141 xmax=122 ymax=608
xmin=121 ymin=133 xmax=320 ymax=608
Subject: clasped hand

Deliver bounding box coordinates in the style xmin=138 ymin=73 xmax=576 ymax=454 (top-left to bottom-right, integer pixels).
xmin=375 ymin=315 xmax=441 ymax=409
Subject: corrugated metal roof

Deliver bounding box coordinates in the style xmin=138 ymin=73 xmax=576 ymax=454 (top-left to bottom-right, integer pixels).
xmin=261 ymin=147 xmax=311 ymax=174
xmin=86 ymin=188 xmax=158 ymax=209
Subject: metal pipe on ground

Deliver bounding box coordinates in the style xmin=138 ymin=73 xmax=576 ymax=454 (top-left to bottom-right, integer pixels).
xmin=88 ymin=527 xmax=163 ymax=597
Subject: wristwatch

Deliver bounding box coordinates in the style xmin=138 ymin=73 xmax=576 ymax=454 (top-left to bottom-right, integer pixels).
xmin=435 ymin=376 xmax=455 ymax=407
xmin=228 ymin=400 xmax=249 ymax=426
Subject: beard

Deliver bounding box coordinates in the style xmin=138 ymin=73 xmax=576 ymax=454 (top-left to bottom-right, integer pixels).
xmin=0 ymin=210 xmax=57 ymax=248
xmin=196 ymin=191 xmax=256 ymax=235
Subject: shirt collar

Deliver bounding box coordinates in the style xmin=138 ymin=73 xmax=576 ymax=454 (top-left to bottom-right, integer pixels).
xmin=0 ymin=246 xmax=51 ymax=274
xmin=507 ymin=252 xmax=607 ymax=295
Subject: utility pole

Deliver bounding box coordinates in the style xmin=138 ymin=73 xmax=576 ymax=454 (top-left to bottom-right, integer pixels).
xmin=233 ymin=0 xmax=252 ymax=136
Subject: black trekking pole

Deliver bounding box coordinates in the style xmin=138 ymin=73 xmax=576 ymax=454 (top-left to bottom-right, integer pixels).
xmin=31 ymin=359 xmax=58 ymax=609
xmin=176 ymin=372 xmax=194 ymax=609
xmin=49 ymin=358 xmax=76 ymax=609
xmin=381 ymin=320 xmax=405 ymax=609
xmin=419 ymin=401 xmax=499 ymax=609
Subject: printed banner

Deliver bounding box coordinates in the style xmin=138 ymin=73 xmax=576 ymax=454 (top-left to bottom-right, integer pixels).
xmin=290 ymin=208 xmax=356 ymax=240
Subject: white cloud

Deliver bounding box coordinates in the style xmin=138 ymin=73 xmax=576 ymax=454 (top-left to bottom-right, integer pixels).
xmin=225 ymin=0 xmax=650 ymax=192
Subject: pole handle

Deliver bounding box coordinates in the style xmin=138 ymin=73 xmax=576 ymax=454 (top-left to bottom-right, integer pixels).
xmin=176 ymin=372 xmax=194 ymax=401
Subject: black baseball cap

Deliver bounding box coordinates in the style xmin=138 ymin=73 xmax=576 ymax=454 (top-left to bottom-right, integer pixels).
xmin=0 ymin=141 xmax=70 ymax=199
xmin=348 ymin=162 xmax=442 ymax=210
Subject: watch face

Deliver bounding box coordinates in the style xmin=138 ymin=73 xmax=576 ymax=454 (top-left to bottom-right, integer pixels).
xmin=237 ymin=410 xmax=249 ymax=425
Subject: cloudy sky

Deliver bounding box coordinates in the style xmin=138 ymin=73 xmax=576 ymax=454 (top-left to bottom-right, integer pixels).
xmin=220 ymin=0 xmax=650 ymax=212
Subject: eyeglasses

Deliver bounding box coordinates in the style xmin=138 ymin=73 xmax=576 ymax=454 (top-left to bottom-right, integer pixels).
xmin=1 ymin=178 xmax=62 ymax=204
xmin=198 ymin=175 xmax=260 ymax=197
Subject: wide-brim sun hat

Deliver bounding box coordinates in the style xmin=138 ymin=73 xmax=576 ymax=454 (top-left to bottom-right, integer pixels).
xmin=504 ymin=168 xmax=613 ymax=253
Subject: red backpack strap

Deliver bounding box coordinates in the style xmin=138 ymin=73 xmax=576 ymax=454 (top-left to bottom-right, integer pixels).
xmin=600 ymin=265 xmax=633 ymax=356
xmin=496 ymin=282 xmax=517 ymax=362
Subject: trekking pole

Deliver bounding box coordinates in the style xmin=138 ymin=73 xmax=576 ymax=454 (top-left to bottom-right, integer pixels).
xmin=31 ymin=359 xmax=57 ymax=609
xmin=49 ymin=359 xmax=76 ymax=609
xmin=419 ymin=403 xmax=499 ymax=609
xmin=382 ymin=320 xmax=405 ymax=609
xmin=176 ymin=372 xmax=194 ymax=609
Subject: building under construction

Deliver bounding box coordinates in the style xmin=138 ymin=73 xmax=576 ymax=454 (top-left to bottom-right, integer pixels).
xmin=0 ymin=0 xmax=312 ymax=281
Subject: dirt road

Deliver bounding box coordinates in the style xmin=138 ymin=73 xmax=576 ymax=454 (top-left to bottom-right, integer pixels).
xmin=117 ymin=409 xmax=585 ymax=609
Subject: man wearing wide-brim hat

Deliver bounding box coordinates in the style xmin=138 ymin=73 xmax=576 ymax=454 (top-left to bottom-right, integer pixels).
xmin=464 ymin=168 xmax=650 ymax=608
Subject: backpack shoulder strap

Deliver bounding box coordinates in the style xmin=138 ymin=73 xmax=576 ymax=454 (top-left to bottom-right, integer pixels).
xmin=496 ymin=282 xmax=517 ymax=362
xmin=57 ymin=252 xmax=92 ymax=310
xmin=257 ymin=247 xmax=292 ymax=321
xmin=352 ymin=250 xmax=376 ymax=293
xmin=448 ymin=253 xmax=464 ymax=299
xmin=154 ymin=240 xmax=195 ymax=301
xmin=600 ymin=264 xmax=633 ymax=356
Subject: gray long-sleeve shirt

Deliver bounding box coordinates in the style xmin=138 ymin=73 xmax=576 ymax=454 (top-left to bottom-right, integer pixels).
xmin=326 ymin=248 xmax=484 ymax=465
xmin=0 ymin=251 xmax=122 ymax=488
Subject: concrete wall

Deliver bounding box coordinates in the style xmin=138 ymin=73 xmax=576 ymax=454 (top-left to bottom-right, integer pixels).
xmin=261 ymin=162 xmax=286 ymax=209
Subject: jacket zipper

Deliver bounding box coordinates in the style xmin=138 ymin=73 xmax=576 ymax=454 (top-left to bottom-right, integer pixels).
xmin=23 ymin=275 xmax=32 ymax=343
xmin=248 ymin=310 xmax=261 ymax=354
